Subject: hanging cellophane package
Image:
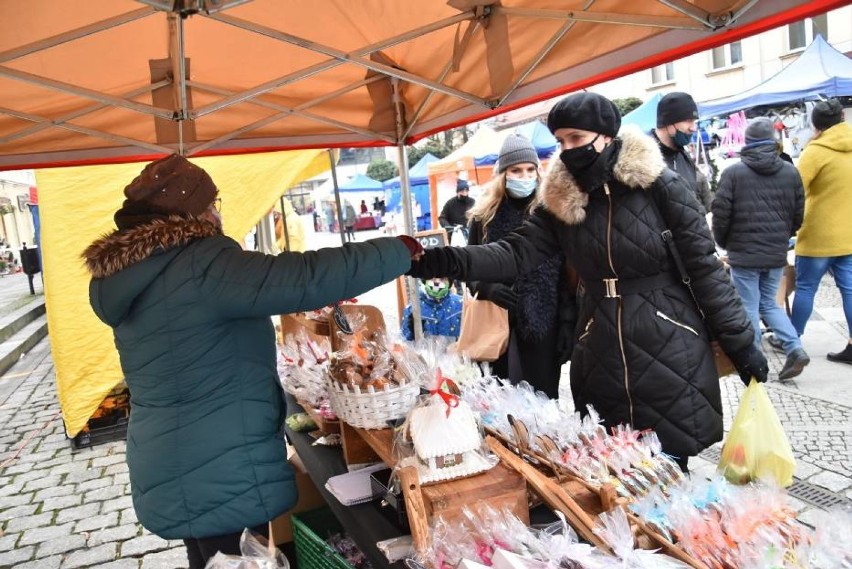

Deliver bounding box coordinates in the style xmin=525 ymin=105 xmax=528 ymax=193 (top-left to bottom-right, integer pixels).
xmin=718 ymin=379 xmax=796 ymax=487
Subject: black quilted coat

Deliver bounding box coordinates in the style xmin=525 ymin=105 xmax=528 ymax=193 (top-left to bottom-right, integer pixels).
xmin=411 ymin=128 xmax=754 ymax=458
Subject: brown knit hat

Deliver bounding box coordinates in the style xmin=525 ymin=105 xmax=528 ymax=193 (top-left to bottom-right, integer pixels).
xmin=123 ymin=154 xmax=217 ymax=216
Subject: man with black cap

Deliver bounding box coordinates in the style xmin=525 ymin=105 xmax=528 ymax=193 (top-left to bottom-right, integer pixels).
xmin=653 ymin=91 xmax=712 ymax=212
xmin=408 ymin=92 xmax=768 ymax=471
xmin=82 ymin=154 xmax=425 ymax=568
xmin=439 ymin=177 xmax=476 ymax=233
xmin=711 ymin=117 xmax=808 ymax=380
xmin=791 ymin=98 xmax=852 ymax=365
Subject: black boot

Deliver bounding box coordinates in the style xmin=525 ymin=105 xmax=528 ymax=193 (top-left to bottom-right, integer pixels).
xmin=779 ymin=348 xmax=810 ymax=380
xmin=827 ymin=344 xmax=852 ymax=365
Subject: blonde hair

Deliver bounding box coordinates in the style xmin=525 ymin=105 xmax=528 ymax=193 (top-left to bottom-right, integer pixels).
xmin=467 ymin=169 xmax=540 ymax=241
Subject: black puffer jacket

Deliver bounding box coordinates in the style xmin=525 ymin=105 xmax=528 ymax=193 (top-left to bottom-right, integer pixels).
xmin=711 ymin=143 xmax=804 ymax=268
xmin=410 ymin=128 xmax=754 ymax=458
xmin=653 ymin=131 xmax=712 ymax=213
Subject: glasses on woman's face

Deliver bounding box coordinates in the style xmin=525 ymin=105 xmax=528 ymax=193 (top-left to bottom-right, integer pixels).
xmin=212 ymin=197 xmax=222 ymax=212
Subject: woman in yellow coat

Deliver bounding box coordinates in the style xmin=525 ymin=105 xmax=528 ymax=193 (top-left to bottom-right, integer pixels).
xmin=274 ymin=198 xmax=306 ymax=253
xmin=791 ymin=98 xmax=852 ymax=364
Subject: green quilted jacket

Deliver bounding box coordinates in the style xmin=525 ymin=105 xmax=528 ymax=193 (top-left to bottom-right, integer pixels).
xmin=84 ymin=216 xmax=410 ymax=538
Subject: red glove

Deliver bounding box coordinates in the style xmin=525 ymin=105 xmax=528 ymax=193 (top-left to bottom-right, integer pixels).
xmin=396 ymin=235 xmax=425 ymax=260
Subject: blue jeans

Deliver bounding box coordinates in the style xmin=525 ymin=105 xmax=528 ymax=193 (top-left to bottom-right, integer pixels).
xmin=730 ymin=267 xmax=802 ymax=354
xmin=791 ymin=255 xmax=852 ymax=338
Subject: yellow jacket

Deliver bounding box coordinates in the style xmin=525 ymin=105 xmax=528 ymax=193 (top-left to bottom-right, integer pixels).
xmin=795 ymin=122 xmax=852 ymax=257
xmin=274 ymin=198 xmax=306 ymax=253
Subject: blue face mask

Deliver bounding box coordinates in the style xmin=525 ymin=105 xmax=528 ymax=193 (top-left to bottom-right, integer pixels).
xmin=505 ymin=177 xmax=537 ymax=198
xmin=672 ymin=129 xmax=693 ymax=148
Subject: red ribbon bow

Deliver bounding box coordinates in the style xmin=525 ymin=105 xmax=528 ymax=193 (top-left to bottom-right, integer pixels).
xmin=429 ymin=368 xmax=460 ymax=417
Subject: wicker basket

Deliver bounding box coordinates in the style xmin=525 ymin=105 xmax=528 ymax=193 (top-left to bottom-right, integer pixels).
xmin=326 ymin=377 xmax=420 ymax=429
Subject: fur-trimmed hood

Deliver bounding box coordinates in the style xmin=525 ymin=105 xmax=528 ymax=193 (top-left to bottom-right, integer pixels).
xmin=538 ymin=126 xmax=666 ymax=225
xmin=83 ymin=216 xmax=222 ymax=279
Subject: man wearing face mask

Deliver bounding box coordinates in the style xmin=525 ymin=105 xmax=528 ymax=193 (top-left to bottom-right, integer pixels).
xmin=408 ymin=93 xmax=768 ymax=470
xmin=653 ymin=92 xmax=712 ymax=213
xmin=464 ymin=134 xmax=573 ymax=398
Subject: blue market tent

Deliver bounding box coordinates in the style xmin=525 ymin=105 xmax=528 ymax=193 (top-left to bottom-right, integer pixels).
xmin=621 ymin=93 xmax=663 ymax=132
xmin=513 ymin=121 xmax=558 ymax=160
xmin=383 ymin=153 xmax=439 ymax=230
xmin=474 ymin=121 xmax=557 ymax=165
xmin=699 ymin=35 xmax=852 ymax=119
xmin=338 ymin=173 xmax=384 ymax=192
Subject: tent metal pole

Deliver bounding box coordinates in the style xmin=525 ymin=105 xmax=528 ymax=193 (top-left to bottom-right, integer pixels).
xmin=170 ymin=13 xmax=189 ymax=155
xmin=393 ymin=78 xmax=423 ymax=341
xmin=328 ymin=150 xmax=346 ymax=247
xmin=279 ymin=196 xmax=291 ymax=252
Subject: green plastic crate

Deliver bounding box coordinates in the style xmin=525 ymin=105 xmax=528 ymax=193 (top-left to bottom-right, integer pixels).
xmin=291 ymin=507 xmax=355 ymax=569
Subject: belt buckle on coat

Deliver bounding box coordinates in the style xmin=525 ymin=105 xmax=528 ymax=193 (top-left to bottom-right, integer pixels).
xmin=603 ymin=278 xmax=620 ymax=298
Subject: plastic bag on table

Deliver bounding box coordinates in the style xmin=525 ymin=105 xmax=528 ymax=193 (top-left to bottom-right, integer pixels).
xmin=203 ymin=528 xmax=289 ymax=569
xmin=718 ymin=380 xmax=796 ymax=487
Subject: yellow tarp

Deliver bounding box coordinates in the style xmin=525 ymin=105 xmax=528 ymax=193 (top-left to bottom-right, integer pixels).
xmin=36 ymin=149 xmax=329 ymax=437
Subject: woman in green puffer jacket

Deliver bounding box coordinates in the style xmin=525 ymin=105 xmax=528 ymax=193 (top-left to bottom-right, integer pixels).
xmin=83 ymin=154 xmax=422 ymax=568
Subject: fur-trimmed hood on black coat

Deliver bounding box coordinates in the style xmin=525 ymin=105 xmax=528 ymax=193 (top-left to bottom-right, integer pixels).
xmin=411 ymin=126 xmax=754 ymax=458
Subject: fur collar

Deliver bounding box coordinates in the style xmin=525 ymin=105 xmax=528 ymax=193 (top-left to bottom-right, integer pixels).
xmin=83 ymin=216 xmax=222 ymax=279
xmin=538 ymin=126 xmax=666 ymax=225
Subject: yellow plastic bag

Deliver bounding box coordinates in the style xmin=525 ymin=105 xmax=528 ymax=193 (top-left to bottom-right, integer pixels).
xmin=718 ymin=380 xmax=796 ymax=487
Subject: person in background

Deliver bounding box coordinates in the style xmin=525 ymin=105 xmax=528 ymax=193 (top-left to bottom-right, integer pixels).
xmin=324 ymin=203 xmax=335 ymax=232
xmin=82 ymin=154 xmax=424 ymax=569
xmin=342 ymin=200 xmax=357 ymax=242
xmin=439 ymin=178 xmax=476 ymax=234
xmin=274 ymin=197 xmax=306 ymax=253
xmin=465 ymin=134 xmax=572 ymax=399
xmin=711 ymin=117 xmax=807 ymax=379
xmin=409 ymin=93 xmax=767 ymax=470
xmin=791 ymin=98 xmax=852 ymax=365
xmin=401 ymin=277 xmax=463 ymax=341
xmin=652 ymin=92 xmax=712 ymax=213
xmin=360 ymin=199 xmax=369 ymax=215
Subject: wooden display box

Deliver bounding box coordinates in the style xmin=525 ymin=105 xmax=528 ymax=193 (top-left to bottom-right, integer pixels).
xmin=344 ymin=424 xmax=529 ymax=529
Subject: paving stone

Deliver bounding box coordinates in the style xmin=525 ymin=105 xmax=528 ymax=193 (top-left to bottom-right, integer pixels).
xmin=91 ymin=560 xmax=141 ymax=569
xmin=22 ymin=474 xmax=63 ymax=492
xmin=120 ymin=507 xmax=138 ymax=525
xmin=48 ymin=461 xmax=91 ymax=476
xmin=106 ymin=462 xmax=130 ymax=475
xmin=64 ymin=467 xmax=103 ymax=483
xmin=0 ymin=503 xmax=38 ymax=522
xmin=0 ymin=544 xmax=35 ymax=566
xmin=0 ymin=480 xmax=22 ymax=496
xmin=86 ymin=485 xmax=127 ymax=503
xmin=10 ymin=469 xmax=45 ymax=483
xmin=121 ymin=533 xmax=171 ymax=557
xmin=113 ymin=472 xmax=131 ymax=485
xmin=55 ymin=502 xmax=101 ymax=524
xmin=141 ymin=547 xmax=189 ymax=569
xmin=36 ymin=533 xmax=87 ymax=556
xmin=16 ymin=554 xmax=63 ymax=569
xmin=33 ymin=485 xmax=76 ymax=501
xmin=5 ymin=511 xmax=53 ymax=533
xmin=0 ymin=490 xmax=34 ymax=508
xmin=102 ymin=495 xmax=134 ymax=514
xmin=17 ymin=449 xmax=58 ymax=465
xmin=92 ymin=454 xmax=127 ymax=468
xmin=77 ymin=476 xmax=113 ymax=493
xmin=61 ymin=543 xmax=117 ymax=568
xmin=18 ymin=522 xmax=74 ymax=546
xmin=40 ymin=493 xmax=83 ymax=511
xmin=0 ymin=532 xmax=19 ymax=552
xmin=87 ymin=523 xmax=140 ymax=546
xmin=75 ymin=511 xmax=119 ymax=533
xmin=809 ymin=470 xmax=852 ymax=493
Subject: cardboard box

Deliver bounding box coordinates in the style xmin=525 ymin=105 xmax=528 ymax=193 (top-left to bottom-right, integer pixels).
xmin=270 ymin=453 xmax=327 ymax=545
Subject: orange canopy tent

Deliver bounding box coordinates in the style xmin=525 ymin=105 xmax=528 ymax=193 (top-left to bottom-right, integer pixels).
xmin=1 ymin=0 xmax=844 ymax=171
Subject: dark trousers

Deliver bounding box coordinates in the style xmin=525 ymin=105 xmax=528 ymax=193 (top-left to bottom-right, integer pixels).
xmin=490 ymin=328 xmax=561 ymax=400
xmin=184 ymin=523 xmax=268 ymax=569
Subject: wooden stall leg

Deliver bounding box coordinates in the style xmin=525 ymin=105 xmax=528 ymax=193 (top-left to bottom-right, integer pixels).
xmin=399 ymin=465 xmax=431 ymax=555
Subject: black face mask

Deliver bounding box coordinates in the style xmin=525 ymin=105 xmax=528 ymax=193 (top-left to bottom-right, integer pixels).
xmin=560 ymin=134 xmax=620 ymax=191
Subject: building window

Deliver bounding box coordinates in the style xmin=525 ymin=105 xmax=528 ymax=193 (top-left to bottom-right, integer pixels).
xmin=788 ymin=14 xmax=828 ymax=51
xmin=651 ymin=62 xmax=675 ymax=84
xmin=337 ymin=147 xmax=386 ymax=167
xmin=711 ymin=41 xmax=742 ymax=69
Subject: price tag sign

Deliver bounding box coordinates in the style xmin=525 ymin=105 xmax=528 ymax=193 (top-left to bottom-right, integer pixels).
xmin=414 ymin=229 xmax=448 ymax=250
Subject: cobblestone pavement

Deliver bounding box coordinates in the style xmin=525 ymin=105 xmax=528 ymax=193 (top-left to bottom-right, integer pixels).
xmin=0 ymin=225 xmax=849 ymax=567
